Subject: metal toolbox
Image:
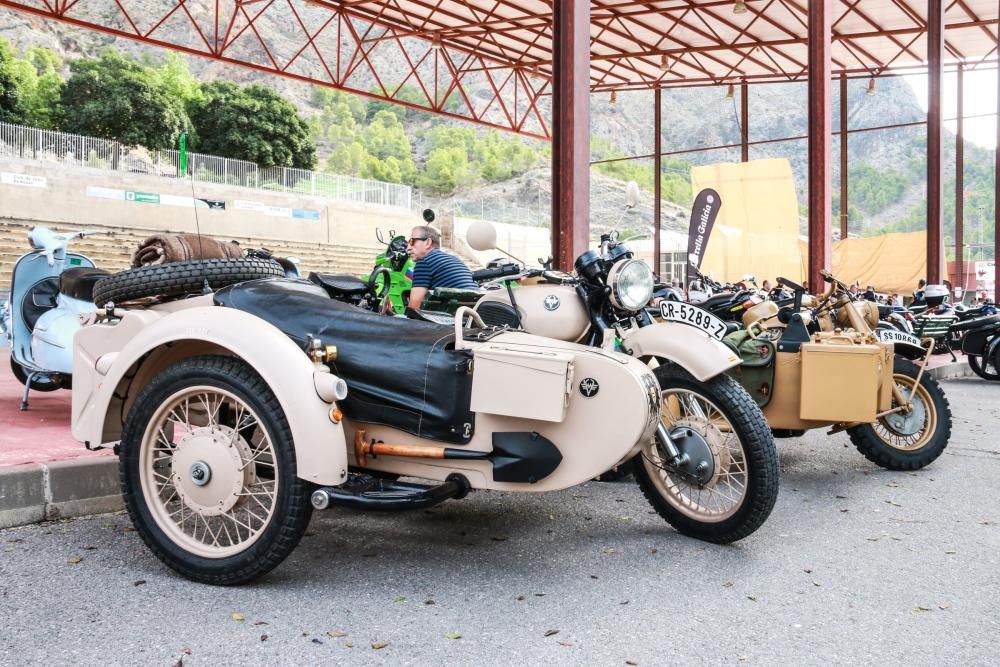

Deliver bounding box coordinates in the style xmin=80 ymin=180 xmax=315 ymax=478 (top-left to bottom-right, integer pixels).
xmin=799 ymin=340 xmax=883 ymax=423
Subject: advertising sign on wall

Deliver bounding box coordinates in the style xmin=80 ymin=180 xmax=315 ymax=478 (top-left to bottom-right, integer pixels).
xmin=1 ymin=172 xmax=47 ymax=188
xmin=235 ymin=199 xmax=320 ymax=220
xmin=86 ymin=186 xmax=224 ymax=210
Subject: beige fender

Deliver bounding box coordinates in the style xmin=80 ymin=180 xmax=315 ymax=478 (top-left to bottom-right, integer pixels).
xmin=72 ymin=306 xmax=348 ymax=486
xmin=621 ymin=322 xmax=742 ymax=381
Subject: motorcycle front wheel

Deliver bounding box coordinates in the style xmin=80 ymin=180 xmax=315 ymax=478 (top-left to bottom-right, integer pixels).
xmin=847 ymin=357 xmax=952 ymax=470
xmin=633 ymin=365 xmax=779 ymax=544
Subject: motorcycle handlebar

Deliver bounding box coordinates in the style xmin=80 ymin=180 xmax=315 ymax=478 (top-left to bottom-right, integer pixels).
xmin=472 ymin=262 xmax=521 ymax=283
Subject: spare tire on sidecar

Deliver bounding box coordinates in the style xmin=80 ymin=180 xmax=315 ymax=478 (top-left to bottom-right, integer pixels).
xmin=92 ymin=258 xmax=285 ymax=307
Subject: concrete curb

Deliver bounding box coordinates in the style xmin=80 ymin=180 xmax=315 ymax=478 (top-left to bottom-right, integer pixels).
xmin=926 ymin=361 xmax=976 ymax=381
xmin=0 ymin=456 xmax=122 ymax=529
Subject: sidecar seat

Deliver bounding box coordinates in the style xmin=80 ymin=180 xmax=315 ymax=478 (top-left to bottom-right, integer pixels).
xmin=214 ymin=278 xmax=476 ymax=444
xmin=308 ymin=272 xmax=369 ymax=298
xmin=59 ymin=267 xmax=110 ymax=302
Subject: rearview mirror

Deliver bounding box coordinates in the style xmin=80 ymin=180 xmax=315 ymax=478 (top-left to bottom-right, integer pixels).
xmin=625 ymin=181 xmax=640 ymax=209
xmin=466 ymin=220 xmax=498 ymax=251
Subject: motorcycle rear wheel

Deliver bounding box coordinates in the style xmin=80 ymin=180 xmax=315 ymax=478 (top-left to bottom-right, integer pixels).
xmin=847 ymin=357 xmax=952 ymax=470
xmin=633 ymin=365 xmax=779 ymax=544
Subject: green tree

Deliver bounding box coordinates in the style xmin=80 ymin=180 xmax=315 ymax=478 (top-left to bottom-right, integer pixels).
xmin=21 ymin=46 xmax=63 ymax=128
xmin=418 ymin=146 xmax=476 ymax=194
xmin=190 ymin=81 xmax=316 ymax=168
xmin=0 ymin=38 xmax=30 ymax=124
xmin=59 ymin=50 xmax=188 ymax=149
xmin=359 ymin=109 xmax=416 ymax=182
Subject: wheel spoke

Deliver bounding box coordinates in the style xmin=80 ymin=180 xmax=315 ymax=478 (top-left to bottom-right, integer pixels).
xmin=139 ymin=385 xmax=280 ymax=559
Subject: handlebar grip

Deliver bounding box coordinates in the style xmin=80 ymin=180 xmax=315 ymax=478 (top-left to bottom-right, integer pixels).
xmin=471 ymin=263 xmax=520 ymax=282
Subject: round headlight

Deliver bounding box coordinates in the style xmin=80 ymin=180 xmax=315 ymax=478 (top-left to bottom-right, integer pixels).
xmin=608 ymin=259 xmax=654 ymax=311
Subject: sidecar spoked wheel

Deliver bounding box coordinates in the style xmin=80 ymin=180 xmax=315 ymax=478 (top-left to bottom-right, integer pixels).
xmin=120 ymin=355 xmax=311 ymax=585
xmin=847 ymin=357 xmax=952 ymax=470
xmin=633 ymin=366 xmax=779 ymax=544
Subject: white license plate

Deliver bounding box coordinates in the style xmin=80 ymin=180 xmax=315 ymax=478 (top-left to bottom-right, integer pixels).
xmin=659 ymin=301 xmax=728 ymax=341
xmin=874 ymin=328 xmax=924 ymax=349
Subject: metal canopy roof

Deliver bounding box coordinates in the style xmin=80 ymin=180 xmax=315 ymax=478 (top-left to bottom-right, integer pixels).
xmin=1 ymin=0 xmax=997 ymax=137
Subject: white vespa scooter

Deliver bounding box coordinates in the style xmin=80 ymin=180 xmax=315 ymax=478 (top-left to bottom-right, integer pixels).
xmin=3 ymin=226 xmax=106 ymax=410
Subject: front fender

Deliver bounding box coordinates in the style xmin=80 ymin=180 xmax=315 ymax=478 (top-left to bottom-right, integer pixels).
xmin=73 ymin=306 xmax=348 ymax=486
xmin=622 ymin=322 xmax=742 ymax=382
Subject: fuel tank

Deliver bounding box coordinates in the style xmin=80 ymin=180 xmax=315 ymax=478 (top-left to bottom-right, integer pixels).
xmin=475 ymin=283 xmax=590 ymax=343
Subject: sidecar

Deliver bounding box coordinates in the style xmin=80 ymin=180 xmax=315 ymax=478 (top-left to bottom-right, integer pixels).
xmin=719 ymin=277 xmax=952 ymax=471
xmin=72 ymin=277 xmax=662 ymax=584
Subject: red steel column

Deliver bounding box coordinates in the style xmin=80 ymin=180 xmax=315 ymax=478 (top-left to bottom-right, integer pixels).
xmin=740 ymin=79 xmax=749 ymax=162
xmin=808 ymin=0 xmax=833 ymax=290
xmin=840 ymin=73 xmax=849 ymax=240
xmin=927 ymin=0 xmax=943 ymax=283
xmin=653 ymin=87 xmax=662 ymax=274
xmin=956 ymin=64 xmax=964 ymax=289
xmin=551 ymin=0 xmax=591 ymax=271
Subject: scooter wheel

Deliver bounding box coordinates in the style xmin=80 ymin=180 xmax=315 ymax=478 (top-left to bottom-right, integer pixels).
xmin=9 ymin=357 xmax=62 ymax=392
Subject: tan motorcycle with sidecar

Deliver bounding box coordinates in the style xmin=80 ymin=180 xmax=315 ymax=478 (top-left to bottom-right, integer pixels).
xmin=71 ymin=227 xmax=779 ymax=584
xmin=699 ymin=270 xmax=951 ymax=470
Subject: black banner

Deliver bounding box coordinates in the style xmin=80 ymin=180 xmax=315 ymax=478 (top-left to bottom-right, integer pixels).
xmin=686 ymin=188 xmax=721 ymax=270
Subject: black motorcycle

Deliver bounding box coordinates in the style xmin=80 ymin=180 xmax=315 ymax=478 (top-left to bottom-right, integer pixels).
xmin=949 ymin=314 xmax=1000 ymax=380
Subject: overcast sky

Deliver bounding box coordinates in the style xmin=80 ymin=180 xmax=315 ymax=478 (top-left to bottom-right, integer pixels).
xmin=904 ymin=69 xmax=998 ymax=149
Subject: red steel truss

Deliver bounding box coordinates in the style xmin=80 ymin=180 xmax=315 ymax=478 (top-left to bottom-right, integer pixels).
xmin=0 ymin=0 xmax=997 ymax=139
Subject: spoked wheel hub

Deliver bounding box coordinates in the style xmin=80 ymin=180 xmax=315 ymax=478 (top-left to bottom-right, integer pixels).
xmin=882 ymin=388 xmax=926 ymax=437
xmin=666 ymin=423 xmax=715 ymax=486
xmin=170 ymin=426 xmax=255 ymax=517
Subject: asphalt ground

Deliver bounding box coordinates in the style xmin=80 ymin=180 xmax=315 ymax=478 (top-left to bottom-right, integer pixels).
xmin=1 ymin=377 xmax=998 ymax=666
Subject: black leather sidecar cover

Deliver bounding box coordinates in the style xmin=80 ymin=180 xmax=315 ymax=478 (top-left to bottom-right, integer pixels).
xmin=214 ymin=279 xmax=474 ymax=444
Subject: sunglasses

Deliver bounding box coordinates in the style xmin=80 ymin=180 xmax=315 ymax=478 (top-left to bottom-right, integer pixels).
xmin=407 ymin=237 xmax=428 ymax=245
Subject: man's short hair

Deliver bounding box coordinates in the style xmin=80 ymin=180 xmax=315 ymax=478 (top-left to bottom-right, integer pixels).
xmin=412 ymin=225 xmax=441 ymax=247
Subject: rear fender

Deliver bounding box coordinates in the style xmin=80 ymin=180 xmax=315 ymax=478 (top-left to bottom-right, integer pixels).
xmin=73 ymin=306 xmax=348 ymax=486
xmin=621 ymin=322 xmax=742 ymax=381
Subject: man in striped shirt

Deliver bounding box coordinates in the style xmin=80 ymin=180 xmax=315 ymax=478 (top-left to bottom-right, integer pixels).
xmin=406 ymin=225 xmax=477 ymax=310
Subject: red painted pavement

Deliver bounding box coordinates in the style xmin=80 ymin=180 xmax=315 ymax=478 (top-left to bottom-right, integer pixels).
xmin=0 ymin=349 xmax=111 ymax=467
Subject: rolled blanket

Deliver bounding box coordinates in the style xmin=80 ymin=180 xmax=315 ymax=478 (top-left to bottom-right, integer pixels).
xmin=131 ymin=233 xmax=243 ymax=267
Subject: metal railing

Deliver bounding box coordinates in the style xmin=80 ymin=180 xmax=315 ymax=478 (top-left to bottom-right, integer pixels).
xmin=0 ymin=121 xmax=412 ymax=210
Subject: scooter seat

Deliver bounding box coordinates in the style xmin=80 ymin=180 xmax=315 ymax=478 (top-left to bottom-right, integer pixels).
xmin=697 ymin=292 xmax=737 ymax=310
xmin=949 ymin=314 xmax=1000 ymax=332
xmin=308 ymin=272 xmax=369 ymax=297
xmin=59 ymin=267 xmax=109 ymax=302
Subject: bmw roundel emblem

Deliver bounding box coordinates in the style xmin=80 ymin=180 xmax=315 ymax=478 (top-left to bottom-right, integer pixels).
xmin=579 ymin=378 xmax=600 ymax=398
xmin=543 ymin=294 xmax=561 ymax=311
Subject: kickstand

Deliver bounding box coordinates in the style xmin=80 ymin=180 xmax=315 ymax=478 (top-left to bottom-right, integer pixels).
xmin=20 ymin=372 xmax=36 ymax=411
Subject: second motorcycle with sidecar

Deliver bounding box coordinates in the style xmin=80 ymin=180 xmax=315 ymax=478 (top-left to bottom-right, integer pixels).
xmin=73 ymin=228 xmax=780 ymax=585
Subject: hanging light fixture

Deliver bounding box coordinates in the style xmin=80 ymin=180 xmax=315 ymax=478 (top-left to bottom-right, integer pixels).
xmin=658 ymin=54 xmax=670 ymax=71
xmin=610 ymin=90 xmax=617 ymax=105
xmin=866 ymin=77 xmax=877 ymax=96
xmin=430 ymin=34 xmax=442 ymax=50
xmin=726 ymin=83 xmax=735 ymax=99
xmin=733 ymin=1 xmax=748 ymax=14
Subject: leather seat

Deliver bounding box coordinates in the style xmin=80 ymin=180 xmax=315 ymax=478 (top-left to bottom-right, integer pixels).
xmin=697 ymin=292 xmax=737 ymax=310
xmin=308 ymin=272 xmax=369 ymax=297
xmin=59 ymin=267 xmax=110 ymax=302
